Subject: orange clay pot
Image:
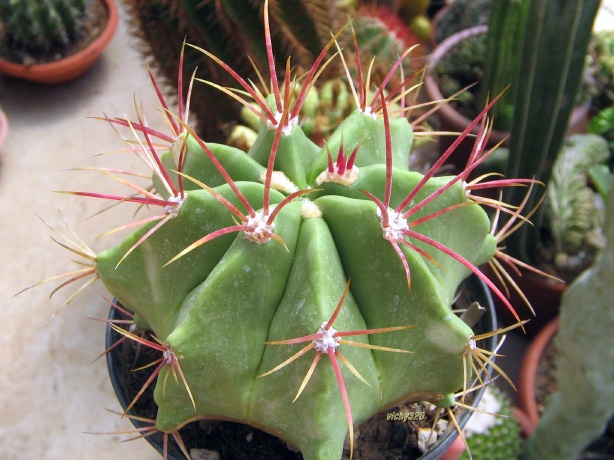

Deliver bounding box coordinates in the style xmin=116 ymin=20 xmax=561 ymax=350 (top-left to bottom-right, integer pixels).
xmin=0 ymin=0 xmax=118 ymax=85
xmin=517 ymin=318 xmax=559 ymax=426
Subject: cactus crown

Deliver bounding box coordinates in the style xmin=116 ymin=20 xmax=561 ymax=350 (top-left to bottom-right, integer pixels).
xmin=21 ymin=2 xmax=542 ymax=459
xmin=0 ymin=0 xmax=88 ymax=62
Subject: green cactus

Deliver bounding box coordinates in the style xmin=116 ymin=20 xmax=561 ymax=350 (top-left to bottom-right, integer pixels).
xmin=459 ymin=386 xmax=522 ymax=460
xmin=121 ymin=0 xmax=426 ymax=141
xmin=523 ymin=180 xmax=614 ymax=460
xmin=0 ymin=0 xmax=87 ymax=62
xmin=542 ymin=134 xmax=610 ymax=281
xmin=25 ymin=4 xmax=539 ymax=459
xmin=588 ymin=30 xmax=614 ymax=111
xmin=432 ymin=0 xmax=491 ymax=45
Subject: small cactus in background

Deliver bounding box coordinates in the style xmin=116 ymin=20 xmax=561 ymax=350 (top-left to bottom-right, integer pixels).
xmin=230 ymin=3 xmax=427 ymax=150
xmin=121 ymin=0 xmax=426 ymax=141
xmin=0 ymin=0 xmax=87 ymax=63
xmin=588 ymin=30 xmax=614 ymax=112
xmin=459 ymin=386 xmax=522 ymax=460
xmin=122 ymin=0 xmax=351 ymax=140
xmin=543 ymin=134 xmax=610 ymax=281
xmin=22 ymin=2 xmax=542 ymax=459
xmin=432 ymin=0 xmax=491 ymax=45
xmin=524 ymin=180 xmax=614 ymax=460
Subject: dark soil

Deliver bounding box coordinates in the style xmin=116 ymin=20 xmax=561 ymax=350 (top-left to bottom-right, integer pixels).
xmin=0 ymin=0 xmax=109 ymax=65
xmin=533 ymin=338 xmax=558 ymax=415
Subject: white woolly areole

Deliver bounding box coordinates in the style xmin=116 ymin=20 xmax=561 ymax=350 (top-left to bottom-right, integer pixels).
xmin=361 ymin=105 xmax=377 ymax=120
xmin=301 ymin=199 xmax=322 ymax=219
xmin=377 ymin=207 xmax=409 ymax=240
xmin=165 ymin=193 xmax=186 ymax=215
xmin=313 ymin=322 xmax=340 ymax=354
xmin=259 ymin=171 xmax=299 ymax=194
xmin=162 ymin=347 xmax=177 ymax=364
xmin=314 ymin=165 xmax=360 ymax=187
xmin=462 ymin=179 xmax=471 ymax=196
xmin=468 ymin=338 xmax=477 ymax=351
xmin=244 ymin=209 xmax=276 ymax=244
xmin=266 ymin=111 xmax=299 ymax=135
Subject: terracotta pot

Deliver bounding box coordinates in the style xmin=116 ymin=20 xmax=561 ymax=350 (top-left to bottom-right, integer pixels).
xmin=517 ymin=319 xmax=614 ymax=456
xmin=423 ymin=26 xmax=591 ymax=170
xmin=0 ymin=0 xmax=119 ymax=84
xmin=442 ymin=406 xmax=536 ymax=459
xmin=517 ymin=318 xmax=559 ymax=426
xmin=105 ymin=275 xmax=497 ymax=459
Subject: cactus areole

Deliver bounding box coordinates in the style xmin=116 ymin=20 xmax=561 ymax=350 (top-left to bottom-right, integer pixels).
xmin=31 ymin=3 xmax=539 ymax=459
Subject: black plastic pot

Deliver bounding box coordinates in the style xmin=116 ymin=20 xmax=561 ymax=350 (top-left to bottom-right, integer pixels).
xmin=106 ymin=274 xmax=496 ymax=460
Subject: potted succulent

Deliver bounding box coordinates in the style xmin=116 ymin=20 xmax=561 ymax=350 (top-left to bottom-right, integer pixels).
xmin=519 ymin=181 xmax=614 ymax=459
xmin=120 ymin=0 xmax=426 ymax=141
xmin=494 ymin=0 xmax=602 ymax=332
xmin=20 ymin=2 xmax=540 ymax=458
xmin=424 ymin=0 xmax=594 ymax=170
xmin=493 ymin=131 xmax=611 ymax=332
xmin=587 ymin=29 xmax=614 ymax=113
xmin=0 ymin=0 xmax=119 ymax=84
xmin=424 ymin=0 xmax=603 ymax=332
xmin=430 ymin=0 xmax=491 ymax=46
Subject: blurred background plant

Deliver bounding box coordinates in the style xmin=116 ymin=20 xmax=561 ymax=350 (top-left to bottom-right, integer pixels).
xmin=541 ymin=134 xmax=610 ymax=282
xmin=431 ymin=0 xmax=491 ymax=45
xmin=0 ymin=0 xmax=88 ymax=64
xmin=499 ymin=0 xmax=601 ymax=274
xmin=523 ymin=182 xmax=614 ymax=460
xmin=587 ymin=30 xmax=614 ymax=112
xmin=122 ymin=0 xmax=431 ymax=143
xmin=459 ymin=386 xmax=522 ymax=460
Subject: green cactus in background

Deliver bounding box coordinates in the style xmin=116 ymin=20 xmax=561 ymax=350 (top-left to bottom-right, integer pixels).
xmin=432 ymin=0 xmax=491 ymax=45
xmin=122 ymin=0 xmax=351 ymax=140
xmin=0 ymin=0 xmax=87 ymax=62
xmin=121 ymin=0 xmax=426 ymax=142
xmin=588 ymin=30 xmax=614 ymax=112
xmin=459 ymin=386 xmax=522 ymax=460
xmin=524 ymin=181 xmax=614 ymax=460
xmin=542 ymin=134 xmax=610 ymax=281
xmin=23 ymin=3 xmax=540 ymax=459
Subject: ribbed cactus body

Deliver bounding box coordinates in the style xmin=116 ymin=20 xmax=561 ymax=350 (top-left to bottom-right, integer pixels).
xmin=0 ymin=0 xmax=87 ymax=58
xmin=96 ymin=106 xmax=496 ymax=459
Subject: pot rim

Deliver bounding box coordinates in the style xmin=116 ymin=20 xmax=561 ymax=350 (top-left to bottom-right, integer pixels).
xmin=105 ymin=274 xmax=497 ymax=459
xmin=517 ymin=318 xmax=559 ymax=426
